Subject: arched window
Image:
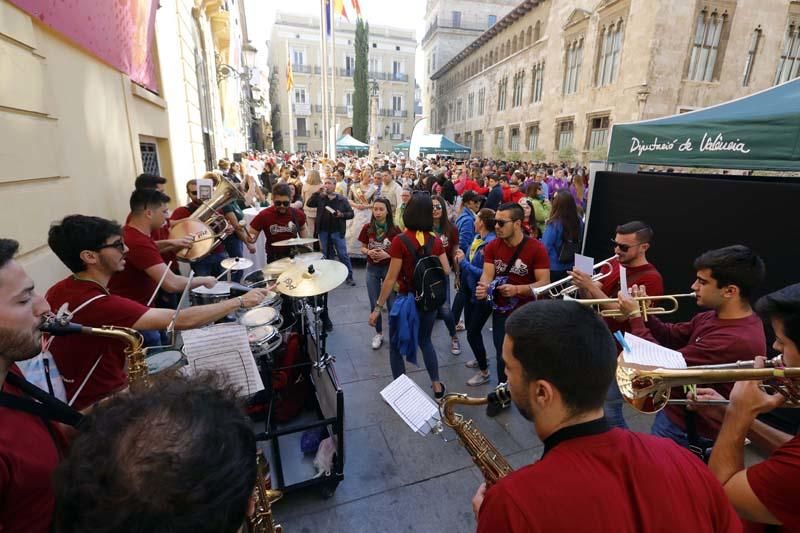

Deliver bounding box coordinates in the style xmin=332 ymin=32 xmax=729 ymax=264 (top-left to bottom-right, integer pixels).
xmin=512 ymin=36 xmax=518 ymax=53
xmin=526 ymin=27 xmax=532 ymax=46
xmin=533 ymin=20 xmax=541 ymax=42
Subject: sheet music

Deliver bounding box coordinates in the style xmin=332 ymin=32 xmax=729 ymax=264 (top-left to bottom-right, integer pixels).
xmin=622 ymin=333 xmax=687 ymax=369
xmin=574 ymin=253 xmax=594 ymax=276
xmin=620 ymin=266 xmax=629 ymax=295
xmin=181 ymin=323 xmax=264 ymax=397
xmin=381 ymin=375 xmax=441 ymax=436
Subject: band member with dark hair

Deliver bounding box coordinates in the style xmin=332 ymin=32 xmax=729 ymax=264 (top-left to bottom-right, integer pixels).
xmin=693 ymin=283 xmax=800 ymax=531
xmin=247 ymin=183 xmax=308 ymax=263
xmin=55 ymin=373 xmax=258 ymax=533
xmin=109 ymin=189 xmax=216 ymax=306
xmin=474 ymin=202 xmax=550 ymax=416
xmin=570 ymin=220 xmax=664 ymax=429
xmin=618 ymin=245 xmax=766 ymax=450
xmin=46 ymin=215 xmax=270 ymax=409
xmin=473 ymin=300 xmax=741 ymax=532
xmin=0 ymin=238 xmax=62 ymax=533
xmin=134 ymin=173 xmax=167 ymax=192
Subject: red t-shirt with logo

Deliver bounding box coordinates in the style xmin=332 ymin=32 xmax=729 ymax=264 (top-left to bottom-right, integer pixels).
xmin=46 ymin=277 xmax=149 ymax=410
xmin=107 ymin=225 xmax=164 ymax=305
xmin=358 ymin=224 xmax=400 ymax=266
xmin=249 ymin=206 xmax=307 ymax=261
xmin=482 ymin=236 xmax=549 ymax=311
xmin=0 ymin=365 xmax=62 ymax=533
xmin=743 ymin=434 xmax=800 ymax=532
xmin=388 ymin=230 xmax=444 ymax=295
xmin=435 ymin=226 xmax=459 ymax=263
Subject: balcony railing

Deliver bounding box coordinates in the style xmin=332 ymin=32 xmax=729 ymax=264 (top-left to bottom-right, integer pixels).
xmin=379 ymin=109 xmax=408 ymax=117
xmin=292 ymin=64 xmax=312 ymax=74
xmin=390 ymin=133 xmax=403 ymax=140
xmin=294 ymin=129 xmax=310 ymax=138
xmin=335 ymin=105 xmax=354 ymax=117
xmin=293 ymin=103 xmax=311 ymax=116
xmin=390 ymin=72 xmax=409 ymax=82
xmin=338 ymin=67 xmax=354 ymax=77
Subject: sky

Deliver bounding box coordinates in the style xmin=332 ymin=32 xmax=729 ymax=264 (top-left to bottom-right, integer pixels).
xmin=247 ymin=0 xmax=427 ymax=82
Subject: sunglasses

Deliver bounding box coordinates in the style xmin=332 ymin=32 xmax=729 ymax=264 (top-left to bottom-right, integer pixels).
xmin=611 ymin=239 xmax=645 ymax=252
xmin=273 ymin=200 xmax=291 ymax=207
xmin=432 ymin=204 xmax=443 ymax=211
xmin=95 ymin=240 xmax=125 ymax=252
xmin=494 ymin=219 xmax=517 ymax=227
xmin=188 ymin=190 xmax=198 ymax=197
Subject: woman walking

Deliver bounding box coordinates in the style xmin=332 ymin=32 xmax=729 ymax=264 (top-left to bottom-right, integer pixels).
xmin=542 ymin=191 xmax=584 ymax=281
xmin=359 ymin=198 xmax=400 ymax=349
xmin=431 ymin=195 xmax=461 ymax=356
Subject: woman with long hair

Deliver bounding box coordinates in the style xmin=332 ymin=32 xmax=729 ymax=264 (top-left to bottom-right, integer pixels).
xmin=517 ymin=197 xmax=535 ymax=237
xmin=431 ymin=195 xmax=461 ymax=356
xmin=346 ymin=168 xmax=376 ymax=256
xmin=526 ymin=181 xmax=551 ymax=237
xmin=359 ymin=198 xmax=400 ymax=349
xmin=368 ymin=192 xmax=449 ymax=399
xmin=302 ymin=169 xmax=323 ymax=232
xmin=542 ymin=191 xmax=584 ymax=281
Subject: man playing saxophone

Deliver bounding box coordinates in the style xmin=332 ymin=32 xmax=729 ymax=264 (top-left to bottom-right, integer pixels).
xmin=45 ymin=215 xmax=271 ymax=409
xmin=693 ymin=283 xmax=800 ymax=531
xmin=472 ymin=300 xmax=741 ymax=532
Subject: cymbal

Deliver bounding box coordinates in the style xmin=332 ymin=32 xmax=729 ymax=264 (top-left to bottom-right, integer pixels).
xmin=272 ymin=237 xmax=319 ymax=247
xmin=220 ymin=257 xmax=254 ymax=271
xmin=275 ymin=260 xmax=348 ymax=297
xmin=261 ymin=252 xmax=323 ymax=276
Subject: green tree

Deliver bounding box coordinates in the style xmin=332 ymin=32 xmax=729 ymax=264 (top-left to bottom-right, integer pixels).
xmin=353 ymin=18 xmax=369 ymax=142
xmin=269 ymin=67 xmax=283 ymax=151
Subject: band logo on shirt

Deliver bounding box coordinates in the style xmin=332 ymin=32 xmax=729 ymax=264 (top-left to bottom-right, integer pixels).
xmin=494 ymin=258 xmax=529 ymax=276
xmin=269 ymin=222 xmax=297 ymax=235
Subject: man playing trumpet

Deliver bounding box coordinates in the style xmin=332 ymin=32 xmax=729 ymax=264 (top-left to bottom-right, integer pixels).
xmin=618 ymin=245 xmax=766 ymax=453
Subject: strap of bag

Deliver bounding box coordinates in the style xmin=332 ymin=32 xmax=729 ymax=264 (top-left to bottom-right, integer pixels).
xmin=498 ymin=236 xmax=528 ymax=276
xmin=4 ymin=373 xmax=83 ymax=427
xmin=289 ymin=208 xmax=299 ymax=238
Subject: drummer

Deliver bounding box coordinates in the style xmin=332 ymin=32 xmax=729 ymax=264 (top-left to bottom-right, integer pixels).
xmin=247 ymin=183 xmax=309 ymax=263
xmin=45 ymin=214 xmax=272 ymax=410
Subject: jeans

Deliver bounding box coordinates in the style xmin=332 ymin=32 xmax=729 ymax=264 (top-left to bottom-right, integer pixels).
xmin=466 ymin=300 xmax=491 ymax=372
xmin=605 ymin=382 xmax=629 ymax=429
xmin=436 ymin=282 xmax=457 ymax=337
xmin=451 ymin=277 xmax=469 ymax=323
xmin=319 ymin=231 xmax=353 ymax=280
xmin=192 ymin=251 xmax=228 ymax=278
xmin=491 ymin=312 xmax=509 ymax=382
xmin=651 ymin=410 xmax=715 ymax=452
xmin=223 ymin=235 xmax=244 ymax=282
xmin=389 ymin=307 xmax=439 ymax=382
xmin=366 ymin=263 xmax=395 ymax=334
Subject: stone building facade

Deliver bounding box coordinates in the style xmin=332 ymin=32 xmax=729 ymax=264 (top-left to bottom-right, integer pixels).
xmin=270 ymin=12 xmax=417 ymax=154
xmin=429 ymin=0 xmax=800 ymax=161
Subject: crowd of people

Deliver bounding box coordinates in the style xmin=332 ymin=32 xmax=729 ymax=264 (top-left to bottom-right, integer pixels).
xmin=1 ymin=146 xmax=799 ymax=532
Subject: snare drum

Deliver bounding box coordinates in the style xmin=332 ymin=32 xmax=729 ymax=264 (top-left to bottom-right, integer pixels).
xmin=247 ymin=324 xmax=282 ymax=357
xmin=190 ymin=281 xmax=232 ymax=306
xmin=145 ymin=350 xmax=186 ymax=375
xmin=239 ymin=306 xmax=283 ymax=329
xmin=236 ymin=290 xmax=282 ymax=319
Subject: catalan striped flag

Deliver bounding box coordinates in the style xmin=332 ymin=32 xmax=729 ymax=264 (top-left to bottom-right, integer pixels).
xmin=287 ymin=53 xmax=294 ymax=92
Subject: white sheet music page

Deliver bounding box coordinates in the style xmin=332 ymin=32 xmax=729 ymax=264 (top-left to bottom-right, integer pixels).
xmin=380 ymin=374 xmax=441 ymax=436
xmin=623 ymin=333 xmax=687 ymax=369
xmin=181 ymin=323 xmax=264 ymax=397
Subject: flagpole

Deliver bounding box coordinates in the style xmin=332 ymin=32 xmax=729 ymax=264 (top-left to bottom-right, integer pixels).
xmin=287 ymin=42 xmax=295 ymax=153
xmin=319 ymin=0 xmax=329 ymax=156
xmin=330 ymin=0 xmax=337 ymax=160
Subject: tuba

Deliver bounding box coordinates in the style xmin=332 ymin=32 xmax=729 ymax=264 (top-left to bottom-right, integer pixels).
xmin=440 ymin=384 xmax=513 ymax=486
xmin=247 ymin=450 xmax=284 ymax=533
xmin=41 ymin=317 xmax=150 ymax=390
xmin=169 ymin=177 xmax=245 ymax=261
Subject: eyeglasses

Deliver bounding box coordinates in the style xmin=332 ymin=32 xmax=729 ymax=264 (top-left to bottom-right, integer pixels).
xmin=95 ymin=240 xmax=125 ymax=252
xmin=273 ymin=200 xmax=290 ymax=207
xmin=611 ymin=239 xmax=646 ymax=252
xmin=494 ymin=219 xmax=517 ymax=227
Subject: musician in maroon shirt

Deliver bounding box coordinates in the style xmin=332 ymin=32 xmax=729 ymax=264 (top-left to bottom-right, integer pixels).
xmin=618 ymin=245 xmax=766 ymax=451
xmin=473 ymin=300 xmax=741 ymax=533
xmin=247 ymin=183 xmax=307 ymax=263
xmin=571 ymin=220 xmax=664 ymax=429
xmin=693 ymin=283 xmax=800 ymax=532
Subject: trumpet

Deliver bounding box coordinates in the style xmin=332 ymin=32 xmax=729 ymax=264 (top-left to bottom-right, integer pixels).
xmin=572 ymin=293 xmax=696 ymax=321
xmin=532 ymin=256 xmax=616 ymax=299
xmin=616 ymin=355 xmax=800 ymax=413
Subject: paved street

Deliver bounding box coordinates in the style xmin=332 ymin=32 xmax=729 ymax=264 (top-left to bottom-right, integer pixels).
xmin=270 ymin=263 xmax=694 ymax=533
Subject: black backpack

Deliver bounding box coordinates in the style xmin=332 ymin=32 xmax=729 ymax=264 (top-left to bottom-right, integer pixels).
xmin=399 ymin=234 xmax=447 ymax=312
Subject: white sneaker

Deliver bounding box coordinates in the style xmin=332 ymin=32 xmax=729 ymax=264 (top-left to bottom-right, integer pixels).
xmin=450 ymin=337 xmax=461 ymax=355
xmin=371 ymin=334 xmax=383 ymax=349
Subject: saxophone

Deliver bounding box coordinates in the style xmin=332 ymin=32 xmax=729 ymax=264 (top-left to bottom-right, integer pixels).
xmin=440 ymin=384 xmax=514 ymax=486
xmin=247 ymin=450 xmax=284 ymax=533
xmin=41 ymin=318 xmax=150 ymax=391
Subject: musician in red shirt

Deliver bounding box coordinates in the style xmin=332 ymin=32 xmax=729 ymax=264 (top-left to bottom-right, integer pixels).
xmin=473 ymin=300 xmax=742 ymax=533
xmin=693 ymin=283 xmax=800 ymax=532
xmin=475 ymin=202 xmax=550 ymax=416
xmin=618 ymin=245 xmax=766 ymax=452
xmin=46 ymin=215 xmax=271 ymax=409
xmin=247 ymin=183 xmax=307 ymax=263
xmin=570 ymin=220 xmax=664 ymax=429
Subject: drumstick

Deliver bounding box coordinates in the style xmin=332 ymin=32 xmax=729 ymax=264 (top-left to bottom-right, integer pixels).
xmin=216 ymin=267 xmax=233 ymax=280
xmin=147 ymin=261 xmax=173 ymax=307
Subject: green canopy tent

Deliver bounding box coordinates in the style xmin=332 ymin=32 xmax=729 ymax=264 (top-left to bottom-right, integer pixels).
xmin=607 ymin=78 xmax=800 ymax=171
xmin=416 ymin=134 xmax=471 ymax=156
xmin=393 ymin=140 xmax=411 ymax=152
xmin=336 ymin=134 xmax=369 ymax=153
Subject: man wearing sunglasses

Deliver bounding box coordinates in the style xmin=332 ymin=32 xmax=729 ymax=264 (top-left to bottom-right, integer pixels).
xmin=570 ymin=221 xmax=664 ymax=429
xmin=46 ymin=215 xmax=271 ymax=410
xmin=475 ymin=203 xmax=550 ymax=416
xmin=247 ymin=183 xmax=308 ymax=263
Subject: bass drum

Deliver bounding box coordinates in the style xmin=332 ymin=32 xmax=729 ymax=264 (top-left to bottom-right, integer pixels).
xmin=146 ymin=350 xmax=186 ymax=375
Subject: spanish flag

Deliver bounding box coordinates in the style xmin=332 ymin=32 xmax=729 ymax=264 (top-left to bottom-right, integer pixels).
xmin=351 ymin=0 xmax=361 ymax=17
xmin=287 ymin=55 xmax=294 ymax=92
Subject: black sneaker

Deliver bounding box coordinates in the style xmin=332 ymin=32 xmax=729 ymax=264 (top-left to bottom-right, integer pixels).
xmin=433 ymin=382 xmax=446 ymax=400
xmin=485 ymin=398 xmax=509 ymax=418
xmin=345 ymin=278 xmax=356 ymax=286
xmin=324 ymin=319 xmax=334 ymax=332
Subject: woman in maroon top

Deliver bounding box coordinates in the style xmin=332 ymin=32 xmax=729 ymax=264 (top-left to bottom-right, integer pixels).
xmin=431 ymin=195 xmax=461 ymax=356
xmin=359 ymin=198 xmax=400 ymax=349
xmin=368 ymin=193 xmax=450 ymax=398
